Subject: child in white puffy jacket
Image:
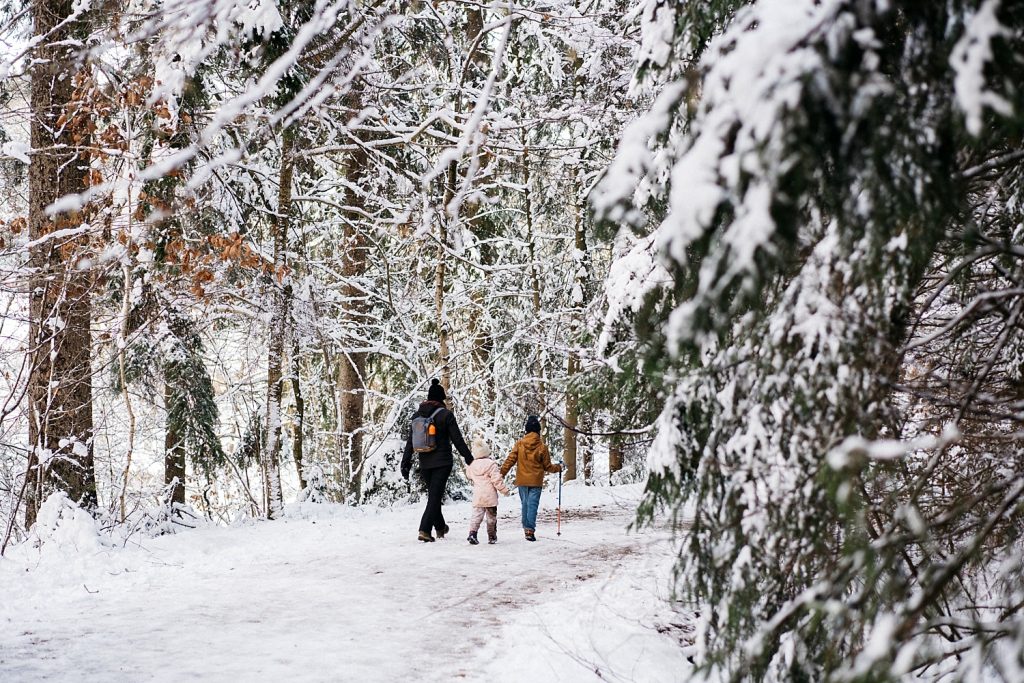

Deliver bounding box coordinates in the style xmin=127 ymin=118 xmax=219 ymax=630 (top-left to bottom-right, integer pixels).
xmin=464 ymin=436 xmax=509 ymax=544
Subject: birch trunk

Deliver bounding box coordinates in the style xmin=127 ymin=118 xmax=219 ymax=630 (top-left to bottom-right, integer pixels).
xmin=263 ymin=129 xmax=293 ymax=518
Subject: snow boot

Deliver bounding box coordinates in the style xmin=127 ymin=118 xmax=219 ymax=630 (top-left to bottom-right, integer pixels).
xmin=468 ymin=531 xmax=479 ymax=545
xmin=488 ymin=535 xmax=497 ymax=545
xmin=418 ymin=531 xmax=435 ymax=543
xmin=436 ymin=524 xmax=450 ymax=539
xmin=525 ymin=529 xmax=536 ymax=542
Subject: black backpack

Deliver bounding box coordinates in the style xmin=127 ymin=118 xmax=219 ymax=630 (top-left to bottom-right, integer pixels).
xmin=411 ymin=407 xmax=446 ymax=453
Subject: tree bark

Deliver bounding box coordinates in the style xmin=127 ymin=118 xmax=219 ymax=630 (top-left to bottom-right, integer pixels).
xmin=563 ymin=354 xmax=579 ymax=482
xmin=25 ymin=0 xmax=96 ymax=526
xmin=608 ymin=437 xmax=623 ymax=477
xmin=561 ymin=39 xmax=588 ymax=485
xmin=337 ymin=86 xmax=370 ymax=502
xmin=263 ymin=128 xmax=293 ymax=518
xmin=164 ymin=382 xmax=186 ymax=506
xmin=562 ymin=164 xmax=588 ymax=483
xmin=523 ymin=149 xmax=547 ymax=417
xmin=436 ymin=160 xmax=457 ymax=391
xmin=290 ymin=338 xmax=306 ymax=491
xmin=582 ymin=433 xmax=593 ymax=484
xmin=433 ymin=8 xmax=487 ymax=395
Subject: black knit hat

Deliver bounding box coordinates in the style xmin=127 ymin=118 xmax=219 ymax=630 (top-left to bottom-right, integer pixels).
xmin=427 ymin=378 xmax=446 ymax=402
xmin=525 ymin=415 xmax=541 ymax=434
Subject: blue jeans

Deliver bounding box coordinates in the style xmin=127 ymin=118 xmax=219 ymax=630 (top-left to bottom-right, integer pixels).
xmin=519 ymin=486 xmax=542 ymax=531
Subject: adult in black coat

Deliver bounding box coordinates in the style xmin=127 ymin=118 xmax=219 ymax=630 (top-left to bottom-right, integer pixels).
xmin=401 ymin=379 xmax=473 ymax=542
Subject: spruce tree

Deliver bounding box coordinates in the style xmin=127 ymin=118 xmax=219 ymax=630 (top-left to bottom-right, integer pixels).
xmin=598 ymin=1 xmax=1024 ymax=679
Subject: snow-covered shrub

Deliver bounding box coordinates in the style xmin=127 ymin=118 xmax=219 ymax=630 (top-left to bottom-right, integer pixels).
xmin=360 ymin=436 xmax=471 ymax=506
xmin=296 ymin=464 xmax=329 ymax=504
xmin=360 ymin=438 xmax=416 ymax=506
xmin=443 ymin=464 xmax=470 ymax=503
xmin=134 ymin=501 xmax=203 ymax=537
xmin=29 ymin=492 xmax=110 ymax=555
xmin=610 ymin=454 xmax=645 ymax=487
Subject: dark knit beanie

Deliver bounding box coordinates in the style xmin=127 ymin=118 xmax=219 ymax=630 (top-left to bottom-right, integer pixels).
xmin=427 ymin=378 xmax=446 ymax=402
xmin=525 ymin=415 xmax=541 ymax=434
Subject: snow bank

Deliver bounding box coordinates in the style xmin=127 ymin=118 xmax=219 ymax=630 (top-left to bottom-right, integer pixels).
xmin=474 ymin=528 xmax=692 ymax=683
xmin=1 ymin=484 xmax=682 ymax=682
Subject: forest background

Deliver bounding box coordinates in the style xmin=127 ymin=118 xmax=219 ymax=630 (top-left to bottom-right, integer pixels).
xmin=3 ymin=1 xmax=1024 ymax=680
xmin=0 ymin=0 xmax=647 ymax=533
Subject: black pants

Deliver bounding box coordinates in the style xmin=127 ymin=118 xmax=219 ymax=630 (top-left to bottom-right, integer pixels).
xmin=419 ymin=463 xmax=453 ymax=535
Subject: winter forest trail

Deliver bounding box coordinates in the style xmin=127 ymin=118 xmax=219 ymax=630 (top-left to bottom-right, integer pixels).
xmin=0 ymin=485 xmax=690 ymax=683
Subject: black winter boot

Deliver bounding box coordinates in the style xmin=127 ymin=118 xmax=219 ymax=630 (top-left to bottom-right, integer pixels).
xmin=525 ymin=529 xmax=536 ymax=542
xmin=468 ymin=531 xmax=479 ymax=545
xmin=488 ymin=535 xmax=497 ymax=545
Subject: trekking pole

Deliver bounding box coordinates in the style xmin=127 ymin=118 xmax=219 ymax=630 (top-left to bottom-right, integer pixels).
xmin=557 ymin=461 xmax=563 ymax=536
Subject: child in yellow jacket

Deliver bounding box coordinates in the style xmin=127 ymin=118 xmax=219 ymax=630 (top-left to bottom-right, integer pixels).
xmin=500 ymin=415 xmax=562 ymax=541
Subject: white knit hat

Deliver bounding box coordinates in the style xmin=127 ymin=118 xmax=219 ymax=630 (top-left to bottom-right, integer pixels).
xmin=471 ymin=435 xmax=491 ymax=459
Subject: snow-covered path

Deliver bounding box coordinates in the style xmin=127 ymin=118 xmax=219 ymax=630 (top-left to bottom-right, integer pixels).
xmin=1 ymin=485 xmax=690 ymax=682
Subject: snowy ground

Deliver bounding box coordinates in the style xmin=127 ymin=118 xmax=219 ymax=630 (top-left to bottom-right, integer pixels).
xmin=0 ymin=483 xmax=692 ymax=682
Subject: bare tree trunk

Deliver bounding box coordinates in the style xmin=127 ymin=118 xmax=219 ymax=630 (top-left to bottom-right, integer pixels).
xmin=338 ymin=349 xmax=366 ymax=500
xmin=290 ymin=339 xmax=306 ymax=491
xmin=263 ymin=128 xmax=293 ymax=518
xmin=561 ymin=42 xmax=588 ymax=485
xmin=582 ymin=432 xmax=593 ymax=484
xmin=336 ymin=87 xmax=370 ymax=502
xmin=608 ymin=437 xmax=623 ymax=478
xmin=467 ymin=286 xmax=495 ymax=415
xmin=164 ymin=382 xmax=186 ymax=506
xmin=562 ymin=164 xmax=588 ymax=483
xmin=118 ymin=260 xmax=137 ymax=522
xmin=337 ymin=356 xmax=354 ymax=493
xmin=522 ymin=149 xmax=547 ymax=417
xmin=434 ymin=9 xmax=487 ymax=395
xmin=25 ymin=0 xmax=96 ymax=526
xmin=563 ymin=354 xmax=579 ymax=482
xmin=435 ymin=160 xmax=458 ymax=391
